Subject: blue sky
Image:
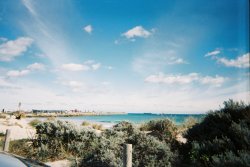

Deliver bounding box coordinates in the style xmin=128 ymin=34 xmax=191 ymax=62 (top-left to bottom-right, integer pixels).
xmin=0 ymin=0 xmax=249 ymax=113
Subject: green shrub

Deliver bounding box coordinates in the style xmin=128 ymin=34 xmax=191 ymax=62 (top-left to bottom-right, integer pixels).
xmin=29 ymin=119 xmax=42 ymax=127
xmin=113 ymin=121 xmax=137 ymax=136
xmin=82 ymin=129 xmax=175 ymax=167
xmin=180 ymin=100 xmax=250 ymax=166
xmin=9 ymin=139 xmax=34 ymax=158
xmin=82 ymin=130 xmax=126 ymax=167
xmin=81 ymin=121 xmax=176 ymax=167
xmin=33 ymin=120 xmax=99 ymax=161
xmin=128 ymin=132 xmax=174 ymax=167
xmin=140 ymin=119 xmax=178 ymax=146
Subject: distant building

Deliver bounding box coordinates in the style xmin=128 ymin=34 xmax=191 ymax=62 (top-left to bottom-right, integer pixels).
xmin=32 ymin=109 xmax=67 ymax=114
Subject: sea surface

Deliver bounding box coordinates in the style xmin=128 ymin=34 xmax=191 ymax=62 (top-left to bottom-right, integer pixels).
xmin=58 ymin=113 xmax=204 ymax=125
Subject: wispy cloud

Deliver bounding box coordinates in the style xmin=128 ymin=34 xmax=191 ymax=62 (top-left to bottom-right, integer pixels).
xmin=21 ymin=0 xmax=72 ymax=66
xmin=105 ymin=66 xmax=114 ymax=70
xmin=145 ymin=72 xmax=226 ymax=87
xmin=205 ymin=49 xmax=221 ymax=57
xmin=0 ymin=37 xmax=33 ymax=61
xmin=216 ymin=53 xmax=249 ymax=68
xmin=0 ymin=77 xmax=20 ymax=89
xmin=61 ymin=63 xmax=90 ymax=71
xmin=6 ymin=62 xmax=45 ymax=78
xmin=145 ymin=73 xmax=199 ymax=84
xmin=91 ymin=63 xmax=101 ymax=70
xmin=27 ymin=62 xmax=45 ymax=71
xmin=83 ymin=25 xmax=93 ymax=34
xmin=61 ymin=80 xmax=83 ymax=92
xmin=61 ymin=61 xmax=101 ymax=72
xmin=133 ymin=50 xmax=187 ymax=74
xmin=199 ymin=75 xmax=226 ymax=87
xmin=22 ymin=0 xmax=38 ymax=17
xmin=122 ymin=26 xmax=153 ymax=39
xmin=206 ymin=48 xmax=250 ymax=68
xmin=6 ymin=70 xmax=30 ymax=78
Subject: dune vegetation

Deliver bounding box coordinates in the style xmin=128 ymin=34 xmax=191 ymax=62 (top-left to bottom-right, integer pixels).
xmin=8 ymin=100 xmax=250 ymax=167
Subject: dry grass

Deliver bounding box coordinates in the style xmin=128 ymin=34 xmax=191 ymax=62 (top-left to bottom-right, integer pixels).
xmin=46 ymin=117 xmax=56 ymax=122
xmin=29 ymin=119 xmax=42 ymax=127
xmin=82 ymin=121 xmax=90 ymax=126
xmin=92 ymin=124 xmax=103 ymax=130
xmin=0 ymin=114 xmax=7 ymax=119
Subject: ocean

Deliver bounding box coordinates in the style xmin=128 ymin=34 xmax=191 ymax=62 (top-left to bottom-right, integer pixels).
xmin=58 ymin=113 xmax=204 ymax=125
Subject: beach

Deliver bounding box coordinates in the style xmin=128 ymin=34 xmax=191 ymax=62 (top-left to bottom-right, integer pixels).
xmin=0 ymin=116 xmax=35 ymax=140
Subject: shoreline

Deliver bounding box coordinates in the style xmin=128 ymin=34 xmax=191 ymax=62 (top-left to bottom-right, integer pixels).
xmin=0 ymin=115 xmax=187 ymax=167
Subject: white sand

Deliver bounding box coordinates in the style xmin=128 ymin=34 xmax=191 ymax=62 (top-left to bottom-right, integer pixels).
xmin=176 ymin=133 xmax=187 ymax=143
xmin=0 ymin=117 xmax=36 ymax=140
xmin=45 ymin=160 xmax=71 ymax=167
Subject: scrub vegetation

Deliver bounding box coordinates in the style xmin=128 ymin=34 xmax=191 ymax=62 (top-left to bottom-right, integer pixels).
xmin=8 ymin=100 xmax=250 ymax=167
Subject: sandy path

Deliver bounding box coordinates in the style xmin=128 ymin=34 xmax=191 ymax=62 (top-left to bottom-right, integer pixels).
xmin=0 ymin=118 xmax=36 ymax=140
xmin=45 ymin=160 xmax=71 ymax=167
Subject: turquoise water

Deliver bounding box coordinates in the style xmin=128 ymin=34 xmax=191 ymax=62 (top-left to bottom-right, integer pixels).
xmin=59 ymin=113 xmax=204 ymax=125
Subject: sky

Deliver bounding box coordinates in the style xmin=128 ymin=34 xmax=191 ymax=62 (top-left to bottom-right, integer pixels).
xmin=0 ymin=0 xmax=249 ymax=113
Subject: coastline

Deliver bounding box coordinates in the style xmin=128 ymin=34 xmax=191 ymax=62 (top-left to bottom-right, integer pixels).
xmin=24 ymin=111 xmax=127 ymax=118
xmin=0 ymin=114 xmax=189 ymax=166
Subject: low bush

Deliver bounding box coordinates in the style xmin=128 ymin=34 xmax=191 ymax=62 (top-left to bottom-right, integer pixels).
xmin=9 ymin=100 xmax=248 ymax=167
xmin=82 ymin=122 xmax=175 ymax=167
xmin=32 ymin=120 xmax=99 ymax=161
xmin=180 ymin=99 xmax=250 ymax=166
xmin=140 ymin=119 xmax=178 ymax=147
xmin=9 ymin=139 xmax=34 ymax=158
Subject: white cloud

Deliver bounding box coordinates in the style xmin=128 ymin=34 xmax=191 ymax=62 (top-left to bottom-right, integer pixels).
xmin=61 ymin=63 xmax=89 ymax=71
xmin=145 ymin=73 xmax=199 ymax=84
xmin=145 ymin=73 xmax=226 ymax=87
xmin=101 ymin=81 xmax=111 ymax=85
xmin=61 ymin=80 xmax=84 ymax=92
xmin=27 ymin=62 xmax=45 ymax=70
xmin=63 ymin=80 xmax=82 ymax=88
xmin=92 ymin=63 xmax=101 ymax=70
xmin=84 ymin=60 xmax=95 ymax=64
xmin=216 ymin=53 xmax=249 ymax=68
xmin=0 ymin=77 xmax=20 ymax=89
xmin=205 ymin=49 xmax=221 ymax=57
xmin=133 ymin=50 xmax=187 ymax=74
xmin=6 ymin=62 xmax=45 ymax=78
xmin=105 ymin=66 xmax=113 ymax=70
xmin=122 ymin=26 xmax=152 ymax=39
xmin=83 ymin=25 xmax=92 ymax=34
xmin=168 ymin=58 xmax=187 ymax=65
xmin=62 ymin=61 xmax=101 ymax=72
xmin=6 ymin=70 xmax=30 ymax=77
xmin=200 ymin=75 xmax=226 ymax=87
xmin=0 ymin=37 xmax=33 ymax=61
